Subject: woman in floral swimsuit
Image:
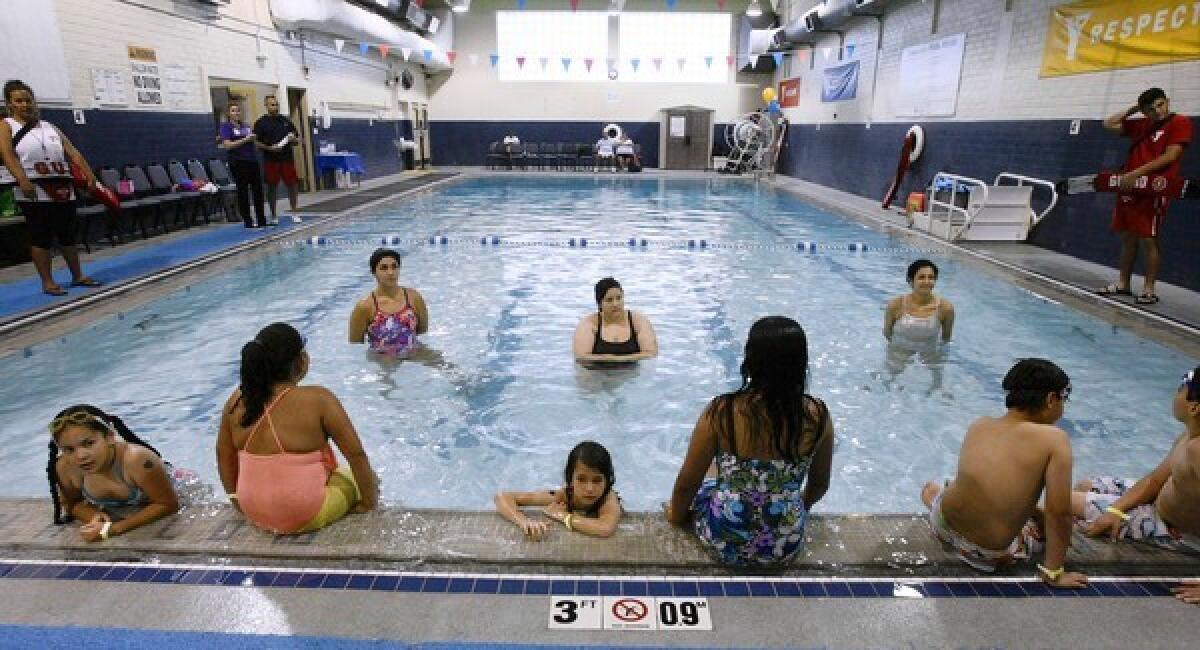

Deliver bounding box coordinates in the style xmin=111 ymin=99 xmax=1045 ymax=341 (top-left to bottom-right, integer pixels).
xmin=348 ymin=248 xmax=429 ymax=358
xmin=665 ymin=316 xmax=835 ymax=568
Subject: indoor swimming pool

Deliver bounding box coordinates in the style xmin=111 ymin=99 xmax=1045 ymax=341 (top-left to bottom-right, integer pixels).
xmin=0 ymin=176 xmax=1188 ymax=513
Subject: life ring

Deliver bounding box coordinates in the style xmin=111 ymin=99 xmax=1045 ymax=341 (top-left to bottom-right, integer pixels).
xmin=905 ymin=125 xmax=925 ymax=164
xmin=603 ymin=123 xmax=623 ymax=140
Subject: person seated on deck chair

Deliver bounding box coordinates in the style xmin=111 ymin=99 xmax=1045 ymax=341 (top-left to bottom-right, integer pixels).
xmin=920 ymin=358 xmax=1088 ymax=588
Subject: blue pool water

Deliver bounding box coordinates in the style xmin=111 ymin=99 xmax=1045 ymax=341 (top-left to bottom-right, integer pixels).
xmin=0 ymin=176 xmax=1190 ymax=512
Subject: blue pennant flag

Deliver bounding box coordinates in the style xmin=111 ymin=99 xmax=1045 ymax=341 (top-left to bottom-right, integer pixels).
xmin=704 ymin=56 xmax=714 ymax=69
xmin=845 ymin=44 xmax=856 ymax=58
xmin=665 ymin=0 xmax=677 ymax=9
xmin=358 ymin=42 xmax=370 ymax=56
xmin=772 ymin=52 xmax=783 ymax=67
xmin=561 ymin=57 xmax=571 ymax=71
xmin=516 ymin=0 xmax=526 ymax=8
xmin=630 ymin=58 xmax=640 ymax=72
xmin=490 ymin=54 xmax=499 ymax=68
xmin=423 ymin=49 xmax=433 ymax=62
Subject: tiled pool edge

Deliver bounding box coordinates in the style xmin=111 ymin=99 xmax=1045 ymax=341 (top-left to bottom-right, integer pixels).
xmin=1 ymin=500 xmax=1195 ymax=578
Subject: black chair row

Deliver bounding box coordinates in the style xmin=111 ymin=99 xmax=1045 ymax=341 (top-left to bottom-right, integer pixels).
xmin=75 ymin=159 xmax=238 ymax=251
xmin=486 ymin=142 xmax=628 ymax=171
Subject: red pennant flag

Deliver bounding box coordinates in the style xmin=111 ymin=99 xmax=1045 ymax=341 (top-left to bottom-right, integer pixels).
xmin=447 ymin=51 xmax=458 ymax=64
xmin=726 ymin=54 xmax=735 ymax=67
xmin=584 ymin=58 xmax=594 ymax=72
xmin=717 ymin=0 xmax=726 ymax=8
xmin=414 ymin=0 xmax=424 ymax=6
xmin=516 ymin=56 xmax=526 ymax=68
xmin=379 ymin=45 xmax=390 ymax=59
xmin=570 ymin=0 xmax=580 ymax=9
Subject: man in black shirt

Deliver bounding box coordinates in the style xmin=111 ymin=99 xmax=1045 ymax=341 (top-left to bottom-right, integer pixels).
xmin=253 ymin=95 xmax=302 ymax=225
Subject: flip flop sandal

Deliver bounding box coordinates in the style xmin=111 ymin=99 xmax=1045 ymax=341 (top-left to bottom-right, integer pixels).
xmin=1095 ymin=283 xmax=1133 ymax=296
xmin=1135 ymin=293 xmax=1160 ymax=305
xmin=70 ymin=278 xmax=103 ymax=287
xmin=42 ymin=286 xmax=67 ymax=296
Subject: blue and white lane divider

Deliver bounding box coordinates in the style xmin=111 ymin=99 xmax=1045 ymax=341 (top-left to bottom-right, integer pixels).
xmin=297 ymin=235 xmax=942 ymax=254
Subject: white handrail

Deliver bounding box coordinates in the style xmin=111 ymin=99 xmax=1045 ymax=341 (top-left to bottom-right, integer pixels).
xmin=929 ymin=172 xmax=988 ymax=241
xmin=994 ymin=172 xmax=1059 ymax=226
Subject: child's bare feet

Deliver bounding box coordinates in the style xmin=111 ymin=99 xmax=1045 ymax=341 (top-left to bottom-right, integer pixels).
xmin=921 ymin=481 xmax=941 ymax=510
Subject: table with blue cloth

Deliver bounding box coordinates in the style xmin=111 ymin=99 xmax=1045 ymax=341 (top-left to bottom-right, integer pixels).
xmin=315 ymin=152 xmax=366 ymax=189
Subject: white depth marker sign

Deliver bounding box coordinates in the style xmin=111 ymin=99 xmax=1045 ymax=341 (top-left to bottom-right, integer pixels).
xmin=547 ymin=596 xmax=711 ymax=631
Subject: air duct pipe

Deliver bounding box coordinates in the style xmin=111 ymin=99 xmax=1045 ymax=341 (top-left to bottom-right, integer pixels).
xmin=270 ymin=0 xmax=452 ymax=71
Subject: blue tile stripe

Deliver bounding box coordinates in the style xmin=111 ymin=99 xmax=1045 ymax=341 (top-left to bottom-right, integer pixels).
xmin=297 ymin=234 xmax=941 ymax=254
xmin=0 ymin=561 xmax=1188 ymax=599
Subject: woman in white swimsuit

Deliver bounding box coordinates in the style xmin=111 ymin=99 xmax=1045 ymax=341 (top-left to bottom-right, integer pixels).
xmin=882 ymin=259 xmax=955 ymax=390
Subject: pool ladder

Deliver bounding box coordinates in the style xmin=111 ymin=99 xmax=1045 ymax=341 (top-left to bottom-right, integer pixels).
xmin=911 ymin=172 xmax=1059 ymax=242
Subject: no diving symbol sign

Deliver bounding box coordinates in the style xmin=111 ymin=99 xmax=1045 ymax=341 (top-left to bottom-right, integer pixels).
xmin=611 ymin=598 xmax=649 ymax=623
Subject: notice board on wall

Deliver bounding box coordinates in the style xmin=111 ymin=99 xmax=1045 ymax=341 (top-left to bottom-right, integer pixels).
xmin=0 ymin=0 xmax=71 ymax=102
xmin=894 ymin=33 xmax=966 ymax=117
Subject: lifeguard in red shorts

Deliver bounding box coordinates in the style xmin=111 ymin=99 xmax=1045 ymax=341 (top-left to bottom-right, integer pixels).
xmin=1095 ymin=88 xmax=1191 ymax=305
xmin=253 ymin=96 xmax=302 ymax=225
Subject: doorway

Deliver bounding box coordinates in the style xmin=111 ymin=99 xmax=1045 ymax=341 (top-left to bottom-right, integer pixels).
xmin=413 ymin=103 xmax=430 ymax=169
xmin=287 ymin=87 xmax=315 ymax=192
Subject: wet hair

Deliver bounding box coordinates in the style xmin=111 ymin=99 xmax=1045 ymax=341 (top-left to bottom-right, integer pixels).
xmin=1185 ymin=365 xmax=1200 ymax=402
xmin=1138 ymin=87 xmax=1166 ymax=109
xmin=46 ymin=404 xmax=163 ymax=525
xmin=710 ymin=316 xmax=827 ymax=462
xmin=906 ymin=259 xmax=939 ymax=283
xmin=593 ymin=277 xmax=621 ymax=310
xmin=563 ymin=441 xmax=615 ymax=516
xmin=1002 ymin=358 xmax=1070 ymax=412
xmin=369 ymin=248 xmax=401 ymax=273
xmin=238 ymin=323 xmax=305 ymax=427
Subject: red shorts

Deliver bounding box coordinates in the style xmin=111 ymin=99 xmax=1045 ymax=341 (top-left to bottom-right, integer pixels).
xmin=1111 ymin=193 xmax=1167 ymax=238
xmin=263 ymin=159 xmax=298 ymax=187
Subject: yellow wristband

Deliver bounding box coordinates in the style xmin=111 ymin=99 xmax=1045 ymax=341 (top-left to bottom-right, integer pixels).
xmin=99 ymin=521 xmax=112 ymax=540
xmin=1037 ymin=564 xmax=1063 ymax=581
xmin=563 ymin=513 xmax=574 ymax=531
xmin=1104 ymin=506 xmax=1130 ymax=521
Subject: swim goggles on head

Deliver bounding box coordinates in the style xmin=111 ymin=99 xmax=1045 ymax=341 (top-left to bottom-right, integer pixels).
xmin=47 ymin=411 xmax=112 ymax=434
xmin=1184 ymin=370 xmax=1199 ymax=400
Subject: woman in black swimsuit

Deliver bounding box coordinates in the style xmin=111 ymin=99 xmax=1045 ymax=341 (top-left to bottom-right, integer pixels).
xmin=572 ymin=277 xmax=658 ymax=364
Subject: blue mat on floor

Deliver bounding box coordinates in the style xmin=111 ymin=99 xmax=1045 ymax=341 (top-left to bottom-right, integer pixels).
xmin=0 ymin=220 xmax=309 ymax=322
xmin=0 ymin=624 xmax=727 ymax=649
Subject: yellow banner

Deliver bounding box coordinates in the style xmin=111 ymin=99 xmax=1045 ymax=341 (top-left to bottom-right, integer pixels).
xmin=1040 ymin=0 xmax=1200 ymax=78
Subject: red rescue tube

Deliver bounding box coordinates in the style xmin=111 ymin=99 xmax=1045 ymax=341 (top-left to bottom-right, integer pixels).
xmin=883 ymin=125 xmax=924 ymax=209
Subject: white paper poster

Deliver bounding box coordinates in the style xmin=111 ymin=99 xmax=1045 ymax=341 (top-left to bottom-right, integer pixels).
xmin=90 ymin=68 xmax=129 ymax=106
xmin=669 ymin=115 xmax=686 ymax=137
xmin=894 ymin=33 xmax=966 ymax=117
xmin=161 ymin=63 xmax=202 ymax=110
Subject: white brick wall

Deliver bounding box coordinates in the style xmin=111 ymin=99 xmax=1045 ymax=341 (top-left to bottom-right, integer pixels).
xmin=52 ymin=0 xmax=430 ymax=118
xmin=774 ymin=0 xmax=1200 ymax=124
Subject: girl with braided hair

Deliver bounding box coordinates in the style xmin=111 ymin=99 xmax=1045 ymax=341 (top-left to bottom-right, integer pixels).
xmin=47 ymin=404 xmax=181 ymax=542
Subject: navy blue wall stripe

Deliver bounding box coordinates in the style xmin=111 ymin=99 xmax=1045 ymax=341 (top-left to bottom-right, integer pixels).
xmin=37 ymin=109 xmax=410 ymax=183
xmin=776 ymin=117 xmax=1200 ymax=291
xmin=430 ymin=121 xmax=661 ymax=168
xmin=0 ymin=561 xmax=1182 ymax=598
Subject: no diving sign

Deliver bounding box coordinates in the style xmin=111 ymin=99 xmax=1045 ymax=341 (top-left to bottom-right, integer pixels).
xmin=548 ymin=596 xmax=712 ymax=631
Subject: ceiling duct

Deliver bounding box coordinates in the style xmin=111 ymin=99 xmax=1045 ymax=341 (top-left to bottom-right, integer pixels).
xmin=773 ymin=0 xmax=888 ymax=48
xmin=736 ymin=12 xmax=781 ymax=72
xmin=270 ymin=0 xmax=452 ymax=70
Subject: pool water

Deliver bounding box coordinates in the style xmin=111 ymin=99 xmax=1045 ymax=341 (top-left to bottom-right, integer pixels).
xmin=0 ymin=176 xmax=1190 ymax=513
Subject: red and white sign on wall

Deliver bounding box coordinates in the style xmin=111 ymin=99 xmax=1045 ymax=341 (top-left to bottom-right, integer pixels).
xmin=779 ymin=78 xmax=801 ymax=108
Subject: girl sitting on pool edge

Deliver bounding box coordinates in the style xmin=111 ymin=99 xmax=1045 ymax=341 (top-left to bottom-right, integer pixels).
xmin=47 ymin=405 xmax=184 ymax=542
xmin=573 ymin=277 xmax=657 ymax=364
xmin=495 ymin=441 xmax=622 ymax=540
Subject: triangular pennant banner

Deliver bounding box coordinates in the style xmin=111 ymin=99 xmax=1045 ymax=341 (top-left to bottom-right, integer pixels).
xmin=822 ymin=47 xmax=832 ymax=59
xmin=423 ymin=49 xmax=433 ymax=62
xmin=630 ymin=58 xmax=640 ymax=72
xmin=561 ymin=57 xmax=571 ymax=71
xmin=379 ymin=45 xmax=390 ymax=59
xmin=676 ymin=57 xmax=686 ymax=71
xmin=704 ymin=56 xmax=713 ymax=69
xmin=414 ymin=0 xmax=424 ymax=6
xmin=359 ymin=42 xmax=370 ymax=56
xmin=334 ymin=38 xmax=345 ymax=53
xmin=516 ymin=56 xmax=526 ymax=68
xmin=469 ymin=53 xmax=479 ymax=66
xmin=516 ymin=0 xmax=526 ymax=8
xmin=401 ymin=47 xmax=413 ymax=61
xmin=491 ymin=54 xmax=500 ymax=67
xmin=570 ymin=0 xmax=580 ymax=9
xmin=845 ymin=44 xmax=856 ymax=58
xmin=772 ymin=52 xmax=782 ymax=67
xmin=666 ymin=0 xmax=677 ymax=9
xmin=538 ymin=56 xmax=549 ymax=70
xmin=584 ymin=58 xmax=594 ymax=72
xmin=717 ymin=0 xmax=727 ymax=8
xmin=726 ymin=54 xmax=735 ymax=67
xmin=652 ymin=57 xmax=663 ymax=71
xmin=447 ymin=51 xmax=457 ymax=64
